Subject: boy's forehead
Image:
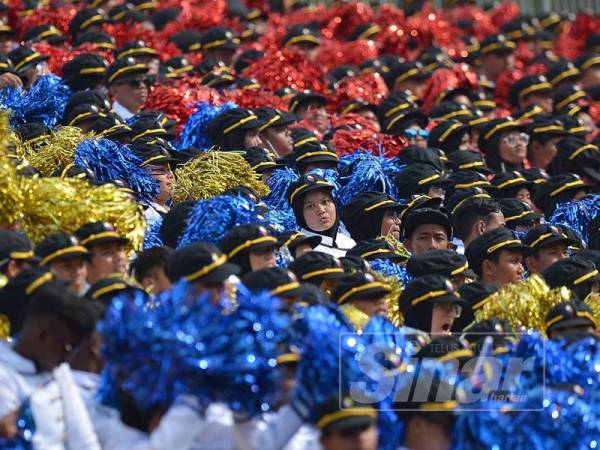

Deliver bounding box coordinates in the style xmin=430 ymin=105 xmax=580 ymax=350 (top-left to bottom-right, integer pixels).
xmin=412 ymin=223 xmax=448 ymax=236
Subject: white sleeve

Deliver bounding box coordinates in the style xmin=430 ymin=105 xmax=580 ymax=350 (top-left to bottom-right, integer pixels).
xmin=147 ymin=396 xmax=206 ymax=450
xmin=0 ymin=366 xmax=23 ymax=416
xmin=53 ymin=364 xmax=102 ymax=450
xmin=234 ymin=405 xmax=304 ymax=450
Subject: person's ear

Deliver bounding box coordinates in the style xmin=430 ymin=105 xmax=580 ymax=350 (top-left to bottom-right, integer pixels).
xmin=476 ymin=220 xmax=486 ymax=236
xmin=524 ymin=255 xmax=536 ymax=273
xmin=404 ymin=238 xmax=413 ymax=252
xmin=6 ymin=260 xmax=19 ymax=279
xmin=482 ymin=259 xmax=494 ymax=278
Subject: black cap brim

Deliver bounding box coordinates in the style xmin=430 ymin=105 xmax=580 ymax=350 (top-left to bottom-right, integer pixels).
xmin=286 ymin=235 xmax=322 ymax=251
xmin=430 ymin=293 xmax=467 ymax=306
xmin=548 ymin=316 xmax=596 ymax=333
xmin=403 ymin=210 xmax=452 ymax=238
xmin=197 ymin=262 xmax=240 ymax=284
xmin=581 ymin=167 xmax=600 ymax=183
xmin=108 ymin=66 xmax=149 ymax=84
xmin=49 ymin=249 xmax=90 ymax=263
xmin=84 ymin=236 xmax=129 ymax=248
xmin=16 ymin=55 xmax=49 ymax=74
xmin=278 ymin=112 xmax=300 ymax=127
xmin=323 ymin=415 xmax=376 ymax=433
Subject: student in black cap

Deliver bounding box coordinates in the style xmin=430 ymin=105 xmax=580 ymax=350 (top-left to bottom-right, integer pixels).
xmin=508 ymin=75 xmax=553 ymax=113
xmin=401 ymin=206 xmax=453 ymax=255
xmin=576 ymin=52 xmax=600 ymax=91
xmin=293 ymin=141 xmax=339 ymax=174
xmin=478 ymin=117 xmax=528 ymax=172
xmin=526 ymin=119 xmax=570 ymax=170
xmin=65 ymin=89 xmax=112 ymax=115
xmin=288 ymin=251 xmax=345 ymax=296
xmin=255 ymin=107 xmax=297 ymax=157
xmin=62 ymin=54 xmax=108 ymax=92
xmin=0 ymin=53 xmax=21 ymax=89
xmin=287 ymin=175 xmax=356 ymax=258
xmin=220 ymin=224 xmax=279 ymax=276
xmin=198 ymin=26 xmax=240 ymax=66
xmin=383 ymin=61 xmax=430 ymax=98
xmin=383 ymin=108 xmax=429 ymax=147
xmin=407 ymin=249 xmax=475 ymax=289
xmin=453 ymin=281 xmax=498 ymax=331
xmin=281 ymin=25 xmax=320 ymax=57
xmin=74 ymin=222 xmax=129 ymax=286
xmin=522 ymin=224 xmax=573 ymax=274
xmin=289 ymin=90 xmax=330 ymax=134
xmin=316 ymin=395 xmax=378 ymax=450
xmin=427 ymin=120 xmax=472 ymax=154
xmin=589 ymin=216 xmax=600 ymax=251
xmin=399 ymin=274 xmax=466 ymax=336
xmin=22 ymin=24 xmax=66 ymax=45
xmin=35 ymin=233 xmax=89 ymax=295
xmin=490 ymin=171 xmax=535 ymax=209
xmin=159 ymin=200 xmax=196 ymax=249
xmin=166 ymin=242 xmax=239 ymax=302
xmin=242 ymin=146 xmax=276 ymax=182
xmin=128 ymin=117 xmax=168 ymax=143
xmin=68 ymin=7 xmax=106 ymax=40
xmin=548 ymin=138 xmax=600 ymax=187
xmin=7 ymin=46 xmax=49 ymax=88
xmin=545 ymin=300 xmax=597 ymax=339
xmin=533 ymin=173 xmax=591 ymax=217
xmin=342 ymin=191 xmax=403 ymax=242
xmin=331 ymin=272 xmax=391 ymax=317
xmin=89 ymin=113 xmax=133 ymax=142
xmin=0 ymin=230 xmax=35 ymax=280
xmin=207 ymin=107 xmax=264 ymax=151
xmin=476 ymin=34 xmax=516 ymax=82
xmin=542 ymin=256 xmax=600 ymax=301
xmin=74 ymin=31 xmax=116 ymax=50
xmin=242 ymin=267 xmax=302 ymax=308
xmin=115 ymin=40 xmax=159 ymax=75
xmin=130 ymin=246 xmax=173 ymax=296
xmin=62 ymin=104 xmax=105 ymax=131
xmin=85 ymin=275 xmax=138 ymax=304
xmin=465 ymin=227 xmax=528 ymax=288
xmin=395 ymin=163 xmax=449 ymax=201
xmin=277 ymin=231 xmax=321 ymax=259
xmin=106 ymin=57 xmax=150 ymax=120
xmin=498 ymin=198 xmax=541 ymax=233
xmin=347 ymin=239 xmax=406 ymax=263
xmin=160 ymin=56 xmax=195 ymax=80
xmin=446 ymin=150 xmax=494 ymax=176
xmin=129 ymin=141 xmax=175 ymax=225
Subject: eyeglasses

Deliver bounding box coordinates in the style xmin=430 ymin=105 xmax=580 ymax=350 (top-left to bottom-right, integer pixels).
xmin=404 ymin=129 xmax=429 ymax=139
xmin=116 ymin=77 xmax=152 ymax=88
xmin=501 ymin=132 xmax=529 ymax=146
xmin=433 ymin=302 xmax=462 ymax=317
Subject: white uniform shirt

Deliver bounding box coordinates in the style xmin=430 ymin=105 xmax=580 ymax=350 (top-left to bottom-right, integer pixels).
xmin=300 ymin=228 xmax=356 ymax=259
xmin=0 ymin=342 xmax=101 ymax=450
xmin=112 ymin=100 xmax=135 ymax=121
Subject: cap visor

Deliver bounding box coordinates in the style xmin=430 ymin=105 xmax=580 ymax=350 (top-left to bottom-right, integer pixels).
xmin=548 ymin=317 xmax=596 ymax=332
xmin=249 ymin=241 xmax=280 ymax=252
xmin=196 ymin=262 xmax=240 ymax=284
xmin=278 ymin=112 xmax=300 ymax=126
xmin=84 ymin=236 xmax=129 ymax=247
xmin=50 ymin=250 xmax=90 ymax=263
xmin=323 ymin=415 xmax=376 ymax=433
xmin=289 ymin=235 xmax=322 ymax=250
xmin=17 ymin=55 xmax=49 ymax=74
xmin=430 ymin=294 xmax=467 ymax=306
xmin=403 ymin=211 xmax=452 ymax=237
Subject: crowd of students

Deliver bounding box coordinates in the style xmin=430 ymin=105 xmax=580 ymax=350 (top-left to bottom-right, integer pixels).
xmin=0 ymin=0 xmax=600 ymax=448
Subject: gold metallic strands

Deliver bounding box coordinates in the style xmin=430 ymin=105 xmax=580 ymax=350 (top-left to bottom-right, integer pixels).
xmin=0 ymin=114 xmax=25 ymax=226
xmin=584 ymin=293 xmax=600 ymax=325
xmin=173 ymin=151 xmax=269 ymax=202
xmin=371 ymin=268 xmax=404 ymax=326
xmin=381 ymin=233 xmax=411 ymax=260
xmin=20 ymin=127 xmax=92 ymax=176
xmin=475 ymin=274 xmax=571 ymax=334
xmin=340 ymin=303 xmax=371 ymax=331
xmin=20 ymin=177 xmax=145 ymax=251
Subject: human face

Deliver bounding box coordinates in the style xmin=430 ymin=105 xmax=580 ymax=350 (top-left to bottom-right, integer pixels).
xmin=299 ymin=103 xmax=330 ymax=133
xmin=244 ymin=128 xmax=262 ymax=148
xmin=357 ymin=109 xmax=381 ymax=132
xmin=303 ymin=190 xmax=336 ymax=232
xmin=261 ymin=125 xmax=293 ymax=156
xmin=459 ymin=132 xmax=472 ymax=151
xmin=320 ymin=424 xmax=378 ymax=450
xmin=303 ymin=161 xmax=337 ymax=173
xmin=480 ymin=51 xmax=514 ymax=80
xmin=526 ymin=243 xmax=568 ymax=274
xmin=249 ymin=247 xmax=276 ymax=271
xmin=351 ymin=296 xmax=388 ymax=317
xmin=515 ymin=187 xmax=533 ymax=209
xmin=578 ymin=111 xmax=598 ymax=141
xmin=88 ymin=242 xmax=128 ymax=284
xmin=452 ymin=94 xmax=471 ymax=107
xmin=381 ymin=209 xmax=400 ymax=239
xmin=110 ymin=77 xmax=149 ymax=113
xmin=404 ymin=125 xmax=428 ymax=148
xmin=579 ymin=67 xmax=600 ymax=90
xmin=482 ymin=250 xmax=524 ymax=287
xmin=405 ymin=224 xmax=449 ymax=255
xmin=140 ymin=267 xmax=172 ymax=295
xmin=146 ymin=163 xmax=174 ymax=206
xmin=49 ymin=257 xmax=88 ymax=294
xmin=522 ymin=93 xmax=553 ymax=114
xmin=498 ymin=132 xmax=528 ymax=165
xmin=529 ymin=137 xmax=561 ymax=169
xmin=34 ymin=317 xmax=80 ymax=371
xmin=430 ymin=302 xmax=461 ymax=336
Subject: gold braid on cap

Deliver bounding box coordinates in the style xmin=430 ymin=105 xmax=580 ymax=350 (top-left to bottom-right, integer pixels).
xmin=173 ymin=150 xmax=269 ymax=202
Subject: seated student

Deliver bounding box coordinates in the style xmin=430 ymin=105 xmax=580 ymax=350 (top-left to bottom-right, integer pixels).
xmin=160 ymin=200 xmax=196 ymax=249
xmin=277 ymin=231 xmax=321 ymax=259
xmin=315 ymin=395 xmax=378 ymax=450
xmin=498 ymin=198 xmax=541 ymax=234
xmin=533 ymin=173 xmax=592 ymax=217
xmin=451 ymin=195 xmax=506 ymax=250
xmin=288 ymin=175 xmax=356 ymax=258
xmin=399 ymin=274 xmax=466 ymax=337
xmin=489 ymin=171 xmax=535 ymax=210
xmin=522 ymin=224 xmax=573 ymax=274
xmin=167 ymin=242 xmax=240 ymax=303
xmin=220 ymin=224 xmax=279 ymax=277
xmin=106 ymin=57 xmax=150 ymax=120
xmin=347 ymin=239 xmax=407 ymax=264
xmin=255 ymin=107 xmax=297 ymax=157
xmin=0 ymin=230 xmax=35 ymax=281
xmin=242 ymin=267 xmax=302 ymax=310
xmin=288 ymin=251 xmax=345 ymax=297
xmin=542 ymin=256 xmax=600 ymax=301
xmin=243 ymin=146 xmax=277 ymax=182
xmin=465 ymin=227 xmax=529 ymax=288
xmin=288 ymin=91 xmax=330 ymax=134
xmin=35 ymin=233 xmax=89 ymax=295
xmin=85 ymin=276 xmax=140 ymax=305
xmin=406 ymin=249 xmax=476 ymax=289
xmin=293 ymin=141 xmax=339 ymax=174
xmin=401 ymin=206 xmax=453 ymax=255
xmin=382 ymin=108 xmax=429 ymax=148
xmin=507 ymin=75 xmax=553 ymax=113
xmin=453 ymin=281 xmax=499 ymax=332
xmin=75 ymin=222 xmax=129 ymax=286
xmin=207 ymin=107 xmax=266 ymax=151
xmin=332 ymin=271 xmax=391 ymax=318
xmin=478 ymin=118 xmax=528 ymax=172
xmin=131 ymin=246 xmax=174 ymax=295
xmin=0 ymin=281 xmax=101 ymax=448
xmin=544 ymin=300 xmax=597 ymax=340
xmin=341 ymin=191 xmax=403 ymax=242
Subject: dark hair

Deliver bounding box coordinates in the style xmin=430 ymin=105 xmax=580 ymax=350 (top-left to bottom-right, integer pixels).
xmin=27 ymin=281 xmax=97 ymax=337
xmin=160 ymin=200 xmax=196 ymax=248
xmin=131 ymin=246 xmax=174 ymax=283
xmin=452 ymin=198 xmax=501 ymax=241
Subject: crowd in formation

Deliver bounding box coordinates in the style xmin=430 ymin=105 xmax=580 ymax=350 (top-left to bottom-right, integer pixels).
xmin=1 ymin=0 xmax=600 ymax=448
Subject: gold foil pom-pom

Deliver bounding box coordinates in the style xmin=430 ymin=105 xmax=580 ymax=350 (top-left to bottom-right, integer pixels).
xmin=475 ymin=274 xmax=571 ymax=334
xmin=340 ymin=303 xmax=371 ymax=331
xmin=0 ymin=128 xmax=25 ymax=225
xmin=173 ymin=151 xmax=269 ymax=202
xmin=20 ymin=177 xmax=145 ymax=251
xmin=23 ymin=126 xmax=92 ymax=176
xmin=372 ymin=270 xmax=404 ymax=326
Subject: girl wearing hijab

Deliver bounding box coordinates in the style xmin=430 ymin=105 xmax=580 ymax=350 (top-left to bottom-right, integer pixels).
xmin=287 ymin=174 xmax=355 ymax=258
xmin=341 ymin=191 xmax=403 ymax=242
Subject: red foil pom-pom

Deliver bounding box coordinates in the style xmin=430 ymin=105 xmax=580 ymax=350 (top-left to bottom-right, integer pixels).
xmin=326 ymin=72 xmax=388 ymax=113
xmin=332 ymin=127 xmax=406 ymax=157
xmin=221 ymin=88 xmax=288 ymax=110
